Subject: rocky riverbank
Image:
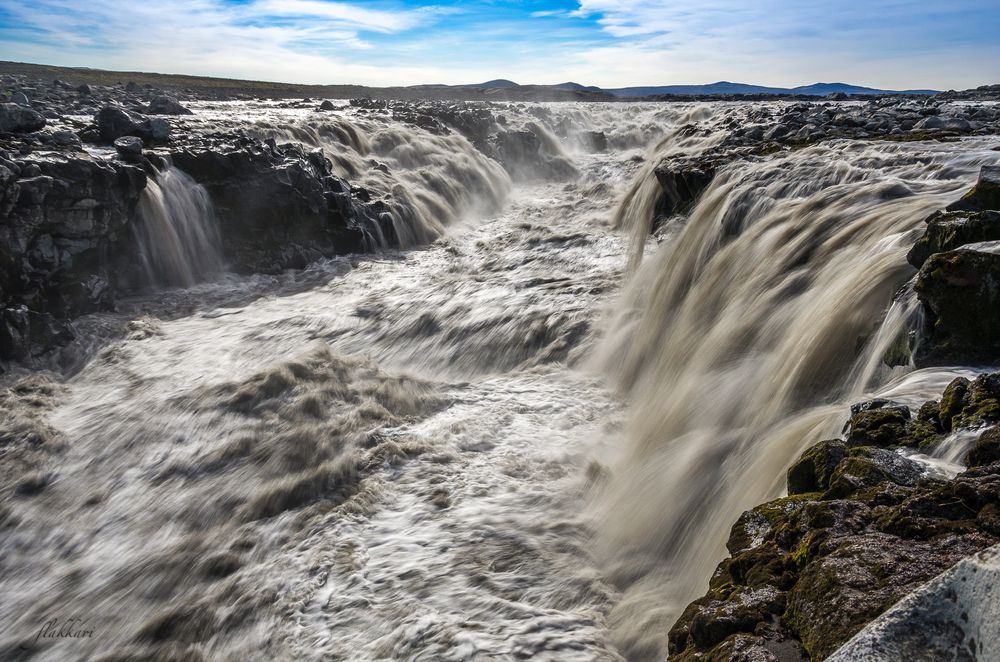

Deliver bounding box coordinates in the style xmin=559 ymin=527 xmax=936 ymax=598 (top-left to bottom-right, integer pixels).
xmin=666 ymin=177 xmax=1000 ymax=660
xmin=0 ymin=78 xmax=395 ymax=365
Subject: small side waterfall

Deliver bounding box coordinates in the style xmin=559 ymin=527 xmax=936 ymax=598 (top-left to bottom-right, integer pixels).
xmin=135 ymin=166 xmax=223 ymax=288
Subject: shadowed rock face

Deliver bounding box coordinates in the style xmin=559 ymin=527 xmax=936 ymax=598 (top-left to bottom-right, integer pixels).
xmin=905 ymin=167 xmax=1000 ymax=368
xmin=170 ymin=140 xmax=392 ymax=273
xmin=0 ymin=103 xmax=45 ymax=133
xmin=914 ymin=249 xmax=1000 ymax=367
xmin=0 ymin=153 xmax=147 ymax=361
xmin=667 ymin=375 xmax=1000 ymax=661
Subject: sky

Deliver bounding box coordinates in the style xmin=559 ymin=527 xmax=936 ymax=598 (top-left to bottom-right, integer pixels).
xmin=0 ymin=0 xmax=998 ymax=90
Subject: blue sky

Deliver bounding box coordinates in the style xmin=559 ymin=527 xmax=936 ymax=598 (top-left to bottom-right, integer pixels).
xmin=0 ymin=0 xmax=997 ymax=89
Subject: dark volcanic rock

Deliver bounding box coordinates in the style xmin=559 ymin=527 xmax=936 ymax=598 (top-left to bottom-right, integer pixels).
xmin=113 ymin=136 xmax=144 ymax=159
xmin=0 ymin=152 xmax=147 ymax=362
xmin=947 ymin=165 xmax=1000 ymax=212
xmin=913 ymin=248 xmax=1000 ymax=367
xmin=907 ymin=209 xmax=1000 ymax=268
xmin=170 ymin=140 xmax=390 ymax=273
xmin=95 ymin=106 xmax=171 ymax=144
xmin=0 ymin=103 xmax=45 ymax=133
xmin=145 ymin=95 xmax=193 ymax=116
xmin=653 ymin=158 xmax=717 ymax=220
xmin=668 ymin=372 xmax=1000 ymax=661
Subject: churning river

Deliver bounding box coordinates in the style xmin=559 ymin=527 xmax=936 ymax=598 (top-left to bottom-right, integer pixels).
xmin=3 ymin=101 xmax=999 ymax=660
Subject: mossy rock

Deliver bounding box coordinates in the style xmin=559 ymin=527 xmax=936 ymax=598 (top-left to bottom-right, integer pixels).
xmin=787 ymin=440 xmax=845 ymax=495
xmin=954 ymin=373 xmax=1000 ymax=429
xmin=939 ymin=377 xmax=970 ymax=431
xmin=966 ymin=427 xmax=1000 ymax=468
xmin=913 ymin=250 xmax=1000 ymax=367
xmin=846 ymin=407 xmax=910 ymax=448
xmin=945 ymin=167 xmax=1000 ymax=212
xmin=907 ymin=209 xmax=1000 ymax=268
xmin=825 ymin=450 xmax=921 ymax=498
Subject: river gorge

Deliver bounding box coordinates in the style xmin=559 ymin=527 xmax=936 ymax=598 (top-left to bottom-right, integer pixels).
xmin=2 ymin=78 xmax=1000 ymax=660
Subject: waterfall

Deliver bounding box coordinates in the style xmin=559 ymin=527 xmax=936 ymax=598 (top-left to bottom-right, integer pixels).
xmin=135 ymin=165 xmax=223 ymax=288
xmin=593 ymin=137 xmax=1000 ymax=659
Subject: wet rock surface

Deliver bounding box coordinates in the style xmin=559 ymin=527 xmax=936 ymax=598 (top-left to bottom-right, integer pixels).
xmin=642 ymin=97 xmax=1000 ymax=232
xmin=0 ymin=152 xmax=147 ymax=362
xmin=904 ymin=167 xmax=1000 ymax=367
xmin=668 ymin=375 xmax=1000 ymax=661
xmin=169 ymin=137 xmax=393 ymax=273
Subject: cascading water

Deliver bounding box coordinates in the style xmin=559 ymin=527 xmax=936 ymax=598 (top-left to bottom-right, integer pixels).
xmin=0 ymin=101 xmax=685 ymax=661
xmin=5 ymin=96 xmax=999 ymax=661
xmin=593 ymin=136 xmax=1000 ymax=659
xmin=135 ymin=165 xmax=223 ymax=288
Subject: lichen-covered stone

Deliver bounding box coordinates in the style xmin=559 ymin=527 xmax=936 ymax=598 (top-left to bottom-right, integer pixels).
xmin=668 ymin=372 xmax=1000 ymax=662
xmin=947 ymin=165 xmax=1000 ymax=212
xmin=787 ymin=440 xmax=845 ymax=495
xmin=845 ymin=406 xmax=910 ymax=447
xmin=967 ymin=427 xmax=1000 ymax=468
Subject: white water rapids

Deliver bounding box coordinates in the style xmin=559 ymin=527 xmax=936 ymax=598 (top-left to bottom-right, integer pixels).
xmin=2 ymin=101 xmax=999 ymax=660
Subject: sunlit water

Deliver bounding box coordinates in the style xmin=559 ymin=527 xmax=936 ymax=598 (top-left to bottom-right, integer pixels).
xmin=3 ymin=101 xmax=1000 ymax=660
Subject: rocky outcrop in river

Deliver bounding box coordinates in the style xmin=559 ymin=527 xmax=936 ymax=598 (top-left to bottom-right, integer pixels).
xmin=667 ymin=373 xmax=1000 ymax=660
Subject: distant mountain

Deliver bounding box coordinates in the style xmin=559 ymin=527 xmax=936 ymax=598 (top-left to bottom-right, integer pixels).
xmin=553 ymin=81 xmax=604 ymax=93
xmin=463 ymin=79 xmax=519 ymax=90
xmin=416 ymin=77 xmax=938 ymax=98
xmin=604 ymin=81 xmax=939 ymax=97
xmin=788 ymin=82 xmax=938 ymax=96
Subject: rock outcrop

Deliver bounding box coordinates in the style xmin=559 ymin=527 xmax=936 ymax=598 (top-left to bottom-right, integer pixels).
xmin=169 ymin=138 xmax=393 ymax=273
xmin=0 ymin=103 xmax=45 ymax=133
xmin=0 ymin=152 xmax=148 ymax=361
xmin=829 ymin=543 xmax=1000 ymax=661
xmin=95 ymin=106 xmax=171 ymax=145
xmin=145 ymin=95 xmax=192 ymax=116
xmin=904 ymin=167 xmax=1000 ymax=367
xmin=668 ymin=375 xmax=1000 ymax=661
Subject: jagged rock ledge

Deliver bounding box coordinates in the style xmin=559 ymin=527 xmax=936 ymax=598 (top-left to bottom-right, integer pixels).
xmin=0 ymin=78 xmax=398 ymax=367
xmin=667 ymin=374 xmax=1000 ymax=661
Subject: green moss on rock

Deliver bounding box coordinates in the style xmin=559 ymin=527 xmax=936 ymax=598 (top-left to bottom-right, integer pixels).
xmin=787 ymin=440 xmax=845 ymax=495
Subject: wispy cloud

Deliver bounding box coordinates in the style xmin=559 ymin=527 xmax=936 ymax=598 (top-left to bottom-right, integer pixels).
xmin=0 ymin=0 xmax=996 ymax=88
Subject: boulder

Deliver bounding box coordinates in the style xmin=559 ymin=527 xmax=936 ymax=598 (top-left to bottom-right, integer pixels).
xmin=0 ymin=103 xmax=46 ymax=133
xmin=915 ymin=115 xmax=972 ymax=132
xmin=95 ymin=106 xmax=171 ymax=144
xmin=113 ymin=136 xmax=143 ymax=159
xmin=966 ymin=427 xmax=1000 ymax=468
xmin=319 ymin=100 xmax=335 ymax=111
xmin=913 ymin=248 xmax=1000 ymax=366
xmin=50 ymin=131 xmax=82 ymax=148
xmin=145 ymin=95 xmax=193 ymax=116
xmin=787 ymin=439 xmax=845 ymax=495
xmin=907 ymin=209 xmax=1000 ymax=268
xmin=829 ymin=545 xmax=1000 ymax=662
xmin=10 ymin=91 xmax=30 ymax=107
xmin=946 ymin=165 xmax=1000 ymax=212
